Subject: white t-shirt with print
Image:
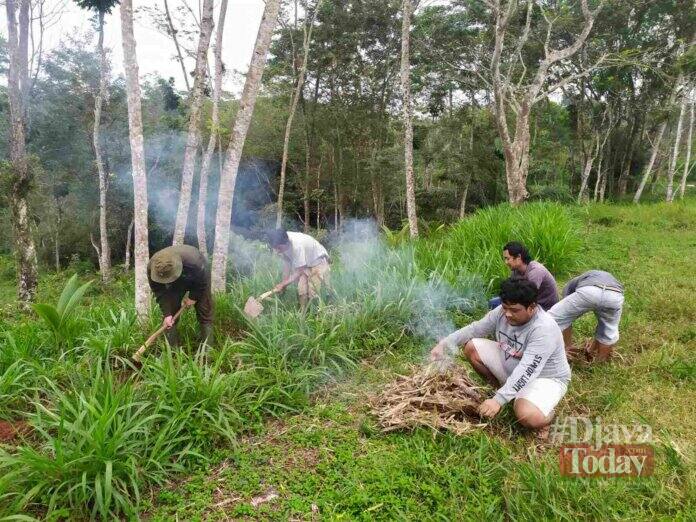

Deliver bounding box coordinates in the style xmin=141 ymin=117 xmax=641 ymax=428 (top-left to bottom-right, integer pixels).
xmin=285 ymin=232 xmax=329 ymax=269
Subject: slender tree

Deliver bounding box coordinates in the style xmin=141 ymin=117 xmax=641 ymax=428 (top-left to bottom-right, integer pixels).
xmin=120 ymin=0 xmax=150 ymax=319
xmin=489 ymin=0 xmax=601 ymax=204
xmin=667 ymin=93 xmax=687 ymax=202
xmin=634 ymin=77 xmax=681 ymax=203
xmin=401 ymin=0 xmax=418 ymax=237
xmin=197 ymin=0 xmax=228 ymax=257
xmin=172 ymin=0 xmax=214 ymax=245
xmin=210 ymin=0 xmax=281 ymax=293
xmin=276 ymin=0 xmax=321 ymax=227
xmin=74 ymin=0 xmax=120 ymax=284
xmin=5 ymin=0 xmax=39 ymax=304
xmin=163 ymin=0 xmax=191 ymax=92
xmin=678 ymin=92 xmax=694 ymax=199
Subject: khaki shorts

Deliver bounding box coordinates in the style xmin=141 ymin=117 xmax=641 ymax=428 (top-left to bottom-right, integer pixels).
xmin=297 ymin=259 xmax=330 ymax=299
xmin=472 ymin=338 xmax=567 ymax=417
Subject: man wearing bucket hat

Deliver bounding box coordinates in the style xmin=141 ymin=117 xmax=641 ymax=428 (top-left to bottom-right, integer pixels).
xmin=148 ymin=245 xmax=213 ymax=347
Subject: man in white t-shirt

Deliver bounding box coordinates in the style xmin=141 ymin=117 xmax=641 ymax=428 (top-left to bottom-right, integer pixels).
xmin=268 ymin=229 xmax=331 ymax=309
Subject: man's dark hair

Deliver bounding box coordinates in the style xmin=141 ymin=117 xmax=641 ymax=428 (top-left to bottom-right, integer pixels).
xmin=503 ymin=241 xmax=532 ymax=264
xmin=499 ymin=276 xmax=538 ymax=308
xmin=267 ymin=229 xmax=290 ymax=248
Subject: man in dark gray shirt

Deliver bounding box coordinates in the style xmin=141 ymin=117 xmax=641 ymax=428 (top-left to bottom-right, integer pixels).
xmin=431 ymin=277 xmax=570 ymax=431
xmin=488 ymin=242 xmax=559 ymax=310
xmin=549 ymin=270 xmax=624 ymax=362
xmin=504 ymin=242 xmax=559 ymax=310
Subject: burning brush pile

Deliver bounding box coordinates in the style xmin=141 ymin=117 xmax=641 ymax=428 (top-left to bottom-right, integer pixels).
xmin=370 ymin=364 xmax=487 ymax=435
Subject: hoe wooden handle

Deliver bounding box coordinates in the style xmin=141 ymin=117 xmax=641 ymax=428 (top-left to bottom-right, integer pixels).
xmin=257 ymin=288 xmax=279 ymax=301
xmin=132 ymin=305 xmax=187 ymax=362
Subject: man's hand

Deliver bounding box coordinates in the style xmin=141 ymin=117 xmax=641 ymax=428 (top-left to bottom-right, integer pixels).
xmin=163 ymin=315 xmax=175 ymax=329
xmin=183 ymin=297 xmax=196 ymax=308
xmin=429 ymin=342 xmax=447 ymax=362
xmin=478 ymin=398 xmax=501 ymax=418
xmin=274 ymin=282 xmax=287 ymax=294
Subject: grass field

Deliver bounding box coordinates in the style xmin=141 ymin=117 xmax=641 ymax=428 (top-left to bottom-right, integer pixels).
xmin=146 ymin=201 xmax=696 ymax=521
xmin=1 ymin=200 xmax=694 ymax=519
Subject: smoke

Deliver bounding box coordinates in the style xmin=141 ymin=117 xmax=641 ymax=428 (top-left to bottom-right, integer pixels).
xmin=108 ymin=127 xmax=280 ymax=249
xmin=200 ymin=215 xmax=484 ymax=362
xmin=330 ymin=219 xmax=484 ymax=351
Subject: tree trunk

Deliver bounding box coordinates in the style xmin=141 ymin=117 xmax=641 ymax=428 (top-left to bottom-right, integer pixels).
xmin=197 ymin=0 xmax=228 ymax=257
xmin=635 ymin=75 xmax=682 ymax=203
xmin=173 ymin=0 xmax=214 ymax=245
xmin=666 ymin=94 xmax=687 ymax=202
xmin=125 ymin=219 xmax=134 ymax=271
xmin=400 ymin=0 xmax=418 ymax=237
xmin=501 ymin=119 xmax=532 ymax=204
xmin=54 ymin=206 xmax=61 ymax=272
xmin=369 ymin=147 xmax=385 ymax=227
xmin=304 ymin=141 xmax=311 ymax=232
xmin=423 ymin=161 xmax=432 ymax=191
xmin=315 ymin=152 xmax=322 ymax=230
xmin=163 ymin=0 xmax=191 ymax=92
xmin=210 ymin=0 xmax=281 ymax=293
xmin=678 ymin=95 xmax=694 ymax=199
xmin=121 ymin=0 xmax=150 ymax=320
xmin=333 ymin=180 xmax=339 ymax=231
xmin=18 ymin=0 xmax=29 ymax=114
xmin=578 ymin=136 xmax=598 ymax=203
xmin=276 ymin=3 xmax=319 ymax=227
xmin=336 ymin=139 xmax=343 ymax=229
xmin=5 ymin=0 xmax=38 ymax=305
xmin=633 ymin=121 xmax=668 ymax=203
xmin=490 ymin=0 xmax=597 ymax=205
xmin=458 ymin=174 xmax=470 ymax=220
xmin=617 ymin=113 xmax=640 ymax=197
xmin=93 ymin=11 xmax=111 ymax=283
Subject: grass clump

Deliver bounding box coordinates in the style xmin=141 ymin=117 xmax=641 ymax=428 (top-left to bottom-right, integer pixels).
xmin=0 ymin=370 xmax=192 ymax=520
xmin=32 ymin=274 xmax=93 ymax=348
xmin=416 ymin=201 xmax=581 ymax=291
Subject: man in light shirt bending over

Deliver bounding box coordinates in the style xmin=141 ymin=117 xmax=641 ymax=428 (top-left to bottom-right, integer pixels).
xmin=430 ymin=277 xmax=571 ymax=431
xmin=268 ymin=229 xmax=331 ymax=310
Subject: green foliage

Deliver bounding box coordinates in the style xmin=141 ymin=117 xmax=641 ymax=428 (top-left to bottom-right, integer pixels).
xmin=0 ymin=370 xmax=192 ymax=520
xmin=32 ymin=274 xmax=92 ymax=347
xmin=72 ymin=0 xmax=120 ymax=15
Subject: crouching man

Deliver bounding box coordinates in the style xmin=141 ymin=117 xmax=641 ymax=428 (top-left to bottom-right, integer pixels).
xmin=148 ymin=245 xmax=214 ymax=347
xmin=548 ymin=270 xmax=624 ymax=363
xmin=430 ymin=277 xmax=571 ymax=430
xmin=267 ymin=229 xmax=331 ymax=310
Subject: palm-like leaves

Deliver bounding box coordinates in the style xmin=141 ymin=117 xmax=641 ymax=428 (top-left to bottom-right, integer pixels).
xmin=33 ymin=274 xmax=93 ymax=345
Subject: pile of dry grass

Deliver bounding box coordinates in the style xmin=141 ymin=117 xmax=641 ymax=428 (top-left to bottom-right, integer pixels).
xmin=370 ymin=364 xmax=487 ymax=435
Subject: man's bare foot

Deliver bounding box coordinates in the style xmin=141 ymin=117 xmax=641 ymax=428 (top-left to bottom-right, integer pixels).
xmin=595 ymin=345 xmax=614 ymax=362
xmin=535 ymin=424 xmax=551 ymax=442
xmin=565 ymin=344 xmax=582 ymax=361
xmin=584 ymin=340 xmax=596 ymax=362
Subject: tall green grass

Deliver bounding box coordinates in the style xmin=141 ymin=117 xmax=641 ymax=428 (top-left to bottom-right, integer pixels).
xmin=415 ymin=201 xmax=581 ymax=291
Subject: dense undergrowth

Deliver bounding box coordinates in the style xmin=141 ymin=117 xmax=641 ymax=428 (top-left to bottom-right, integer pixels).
xmin=0 ymin=202 xmax=581 ymax=519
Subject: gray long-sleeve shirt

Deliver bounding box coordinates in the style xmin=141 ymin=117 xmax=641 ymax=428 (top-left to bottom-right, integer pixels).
xmin=563 ymin=270 xmax=623 ymax=297
xmin=442 ymin=307 xmax=571 ymax=405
